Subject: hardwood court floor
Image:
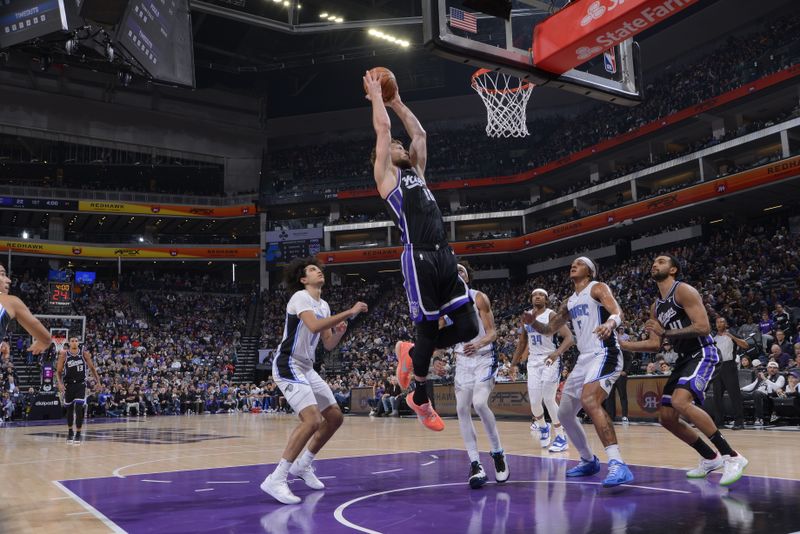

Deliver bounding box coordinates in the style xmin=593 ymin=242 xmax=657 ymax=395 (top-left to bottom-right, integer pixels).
xmin=1 ymin=413 xmax=797 ymax=533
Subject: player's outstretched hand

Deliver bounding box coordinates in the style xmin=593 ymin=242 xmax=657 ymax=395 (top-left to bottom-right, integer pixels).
xmin=363 ymin=70 xmax=382 ymax=102
xmin=594 ymin=323 xmax=613 ymax=340
xmin=27 ymin=338 xmax=52 ymax=355
xmin=644 ymin=319 xmax=665 ymax=337
xmin=350 ymin=301 xmax=368 ymax=317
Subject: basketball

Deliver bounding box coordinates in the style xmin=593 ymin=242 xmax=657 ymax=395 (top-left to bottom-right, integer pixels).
xmin=364 ymin=66 xmax=398 ymax=102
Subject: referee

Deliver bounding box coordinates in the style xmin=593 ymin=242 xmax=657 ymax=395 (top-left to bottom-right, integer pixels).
xmin=712 ymin=317 xmax=748 ymax=430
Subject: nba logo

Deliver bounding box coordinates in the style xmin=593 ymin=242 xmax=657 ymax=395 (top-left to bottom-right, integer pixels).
xmin=603 ymin=49 xmax=617 ymax=74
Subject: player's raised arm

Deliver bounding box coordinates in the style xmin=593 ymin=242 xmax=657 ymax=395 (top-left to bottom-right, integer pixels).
xmin=386 ymin=94 xmax=427 ymax=176
xmin=365 ymin=70 xmax=396 ymax=198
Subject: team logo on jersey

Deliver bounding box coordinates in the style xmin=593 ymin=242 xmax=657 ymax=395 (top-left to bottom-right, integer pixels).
xmin=409 ymin=300 xmax=420 ymax=318
xmin=658 ymin=308 xmax=677 ymax=325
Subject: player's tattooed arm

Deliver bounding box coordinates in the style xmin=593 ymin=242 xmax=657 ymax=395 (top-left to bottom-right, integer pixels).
xmin=524 ymin=301 xmax=569 ymax=336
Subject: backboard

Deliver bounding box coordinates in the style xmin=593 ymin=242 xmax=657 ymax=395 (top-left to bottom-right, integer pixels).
xmin=424 ymin=0 xmax=643 ymax=105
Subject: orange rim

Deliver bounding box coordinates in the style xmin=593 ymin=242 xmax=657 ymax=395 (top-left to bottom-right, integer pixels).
xmin=471 ymin=68 xmax=535 ymax=95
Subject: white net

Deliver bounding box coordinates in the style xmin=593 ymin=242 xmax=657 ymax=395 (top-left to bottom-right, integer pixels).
xmin=471 ymin=69 xmax=534 ymax=138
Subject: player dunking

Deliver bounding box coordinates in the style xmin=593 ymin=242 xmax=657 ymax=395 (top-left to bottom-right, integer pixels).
xmin=511 ymin=288 xmax=574 ymax=452
xmin=452 ymin=261 xmax=509 ymax=488
xmin=0 ymin=263 xmax=51 ymax=357
xmin=365 ymin=70 xmax=479 ymax=431
xmin=619 ymin=254 xmax=748 ymax=485
xmin=261 ymin=257 xmax=368 ymax=505
xmin=56 ymin=336 xmax=101 ymax=444
xmin=525 ymin=257 xmax=633 ymax=487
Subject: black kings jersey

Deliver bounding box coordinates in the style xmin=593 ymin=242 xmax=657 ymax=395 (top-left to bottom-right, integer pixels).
xmin=655 ymin=281 xmax=714 ymax=356
xmin=384 ymin=167 xmax=447 ymax=246
xmin=64 ymin=349 xmax=87 ymax=384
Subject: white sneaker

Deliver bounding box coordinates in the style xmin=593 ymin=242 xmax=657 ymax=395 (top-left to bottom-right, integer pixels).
xmin=719 ymin=454 xmax=748 ymax=486
xmin=260 ymin=474 xmax=301 ymax=504
xmin=686 ymin=455 xmax=724 ymax=478
xmin=289 ymin=463 xmax=325 ymax=490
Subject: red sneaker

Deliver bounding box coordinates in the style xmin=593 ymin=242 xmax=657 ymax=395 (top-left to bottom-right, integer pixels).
xmin=395 ymin=341 xmax=414 ymax=390
xmin=406 ymin=392 xmax=444 ymax=432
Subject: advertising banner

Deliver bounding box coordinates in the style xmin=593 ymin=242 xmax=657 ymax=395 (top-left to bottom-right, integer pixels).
xmin=77 ymin=201 xmax=255 ymax=218
xmin=533 ymin=0 xmax=699 ymax=74
xmin=0 ymin=240 xmax=260 ymax=260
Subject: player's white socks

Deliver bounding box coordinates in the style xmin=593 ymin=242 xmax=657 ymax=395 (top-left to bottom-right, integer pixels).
xmin=274 ymin=458 xmax=292 ymax=482
xmin=558 ymin=394 xmax=593 ymax=461
xmin=296 ymin=450 xmax=315 ymax=471
xmin=605 ymin=444 xmax=623 ymax=463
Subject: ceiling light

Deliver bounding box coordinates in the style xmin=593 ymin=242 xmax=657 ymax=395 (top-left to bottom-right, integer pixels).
xmin=283 ymin=1 xmax=289 ymax=6
xmin=335 ymin=17 xmax=343 ymax=22
xmin=327 ymin=14 xmax=336 ymax=20
xmin=320 ymin=12 xmax=328 ymax=18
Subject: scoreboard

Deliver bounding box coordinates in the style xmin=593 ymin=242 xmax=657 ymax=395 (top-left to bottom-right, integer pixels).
xmin=47 ymin=282 xmax=73 ymax=308
xmin=264 ymin=239 xmax=321 ymax=264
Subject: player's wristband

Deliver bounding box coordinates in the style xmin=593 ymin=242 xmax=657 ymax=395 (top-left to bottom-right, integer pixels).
xmin=608 ymin=314 xmax=621 ymax=328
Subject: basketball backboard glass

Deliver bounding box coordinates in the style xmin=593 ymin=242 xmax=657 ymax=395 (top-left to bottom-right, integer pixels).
xmin=424 ymin=0 xmax=642 ymax=105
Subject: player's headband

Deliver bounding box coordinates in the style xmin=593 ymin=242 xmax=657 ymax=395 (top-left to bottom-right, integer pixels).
xmin=531 ymin=288 xmax=548 ymax=298
xmin=575 ymin=256 xmax=596 ymax=277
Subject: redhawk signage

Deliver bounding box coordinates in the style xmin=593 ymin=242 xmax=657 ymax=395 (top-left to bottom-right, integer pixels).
xmin=533 ymin=0 xmax=699 ymax=74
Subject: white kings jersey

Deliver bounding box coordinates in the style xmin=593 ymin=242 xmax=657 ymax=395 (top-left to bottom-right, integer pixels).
xmin=454 ymin=289 xmax=493 ymax=358
xmin=524 ymin=309 xmax=558 ymax=365
xmin=275 ymin=290 xmax=331 ymax=373
xmin=567 ymin=281 xmax=620 ymax=356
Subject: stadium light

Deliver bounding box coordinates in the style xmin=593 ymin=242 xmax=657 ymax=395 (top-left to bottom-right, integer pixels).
xmin=368 ymin=29 xmax=411 ymax=48
xmin=21 ymin=231 xmax=29 ymax=239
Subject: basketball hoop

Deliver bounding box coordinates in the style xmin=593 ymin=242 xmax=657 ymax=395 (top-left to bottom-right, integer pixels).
xmin=471 ymin=69 xmax=534 ymax=138
xmin=52 ymin=335 xmax=66 ymax=355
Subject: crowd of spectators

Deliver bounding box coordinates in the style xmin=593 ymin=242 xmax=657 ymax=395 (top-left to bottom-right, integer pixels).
xmin=2 ymin=272 xmax=252 ymax=420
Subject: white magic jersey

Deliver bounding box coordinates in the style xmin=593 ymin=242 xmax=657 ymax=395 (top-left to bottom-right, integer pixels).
xmin=454 ymin=289 xmax=493 ymax=357
xmin=275 ymin=290 xmax=331 ymax=375
xmin=524 ymin=309 xmax=558 ymax=365
xmin=567 ymin=281 xmax=620 ymax=356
